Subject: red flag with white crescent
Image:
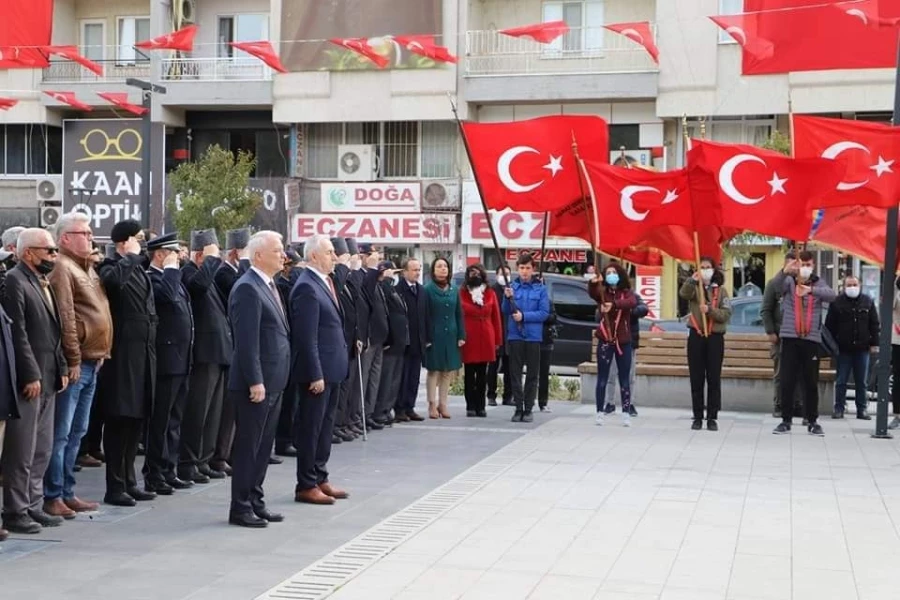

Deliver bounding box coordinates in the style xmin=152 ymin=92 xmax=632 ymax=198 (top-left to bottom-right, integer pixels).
xmin=97 ymin=92 xmax=147 ymax=116
xmin=603 ymin=22 xmax=659 ymax=63
xmin=135 ymin=25 xmax=198 ymax=52
xmin=392 ymin=35 xmax=457 ymax=64
xmin=499 ymin=21 xmax=570 ymax=44
xmin=328 ymin=38 xmax=389 ymax=68
xmin=41 ymin=45 xmax=104 ymax=76
xmin=230 ymin=41 xmax=288 ymax=73
xmin=43 ymin=91 xmax=92 ymax=111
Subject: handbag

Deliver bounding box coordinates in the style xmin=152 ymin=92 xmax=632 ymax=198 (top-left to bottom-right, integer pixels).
xmin=819 ymin=326 xmax=839 ymax=358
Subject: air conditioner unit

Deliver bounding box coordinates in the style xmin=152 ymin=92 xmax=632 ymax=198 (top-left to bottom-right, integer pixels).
xmin=177 ymin=0 xmax=196 ymax=25
xmin=337 ymin=144 xmax=377 ymax=182
xmin=39 ymin=200 xmax=62 ymax=229
xmin=421 ymin=179 xmax=461 ymax=211
xmin=609 ymin=149 xmax=652 ymax=167
xmin=35 ymin=176 xmax=63 ymax=202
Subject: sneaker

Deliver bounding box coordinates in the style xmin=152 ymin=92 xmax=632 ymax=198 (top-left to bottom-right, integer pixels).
xmin=889 ymin=416 xmax=900 ymax=430
xmin=622 ymin=414 xmax=631 ymax=428
xmin=603 ymin=403 xmax=616 ymax=414
xmin=522 ymin=412 xmax=534 ymax=423
xmin=857 ymin=410 xmax=872 ymax=420
xmin=707 ymin=419 xmax=718 ymax=432
xmin=832 ymin=408 xmax=844 ymax=419
xmin=691 ymin=419 xmax=702 ymax=431
xmin=27 ymin=508 xmax=63 ymax=528
xmin=628 ymin=405 xmax=638 ymax=417
xmin=595 ymin=412 xmax=604 ymax=426
xmin=773 ymin=422 xmax=791 ymax=435
xmin=539 ymin=405 xmax=552 ymax=413
xmin=808 ymin=422 xmax=825 ymax=436
xmin=511 ymin=411 xmax=524 ymax=423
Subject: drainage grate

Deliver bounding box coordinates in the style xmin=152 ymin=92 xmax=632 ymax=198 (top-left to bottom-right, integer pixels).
xmin=255 ymin=432 xmax=542 ymax=599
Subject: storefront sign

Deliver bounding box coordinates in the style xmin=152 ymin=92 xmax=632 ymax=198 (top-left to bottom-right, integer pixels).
xmin=503 ymin=249 xmax=588 ymax=263
xmin=320 ymin=182 xmax=420 ymax=212
xmin=636 ymin=266 xmax=662 ymax=320
xmin=292 ymin=213 xmax=457 ymax=244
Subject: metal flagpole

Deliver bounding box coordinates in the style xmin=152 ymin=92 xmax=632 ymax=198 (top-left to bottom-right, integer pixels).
xmin=357 ymin=353 xmax=368 ymax=441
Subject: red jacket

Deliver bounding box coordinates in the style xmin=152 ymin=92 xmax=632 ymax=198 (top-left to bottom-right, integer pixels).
xmin=588 ymin=282 xmax=637 ymax=347
xmin=460 ymin=285 xmax=503 ymax=364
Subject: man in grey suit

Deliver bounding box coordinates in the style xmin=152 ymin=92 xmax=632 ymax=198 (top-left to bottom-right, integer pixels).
xmin=1 ymin=228 xmax=68 ymax=534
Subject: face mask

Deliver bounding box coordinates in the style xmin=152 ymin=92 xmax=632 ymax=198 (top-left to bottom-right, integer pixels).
xmin=799 ymin=266 xmax=813 ymax=280
xmin=36 ymin=259 xmax=55 ymax=275
xmin=700 ymin=268 xmax=714 ymax=282
xmin=845 ymin=286 xmax=860 ymax=299
xmin=605 ymin=272 xmax=620 ymax=286
xmin=496 ymin=275 xmax=507 ymax=286
xmin=468 ymin=275 xmax=483 ymax=287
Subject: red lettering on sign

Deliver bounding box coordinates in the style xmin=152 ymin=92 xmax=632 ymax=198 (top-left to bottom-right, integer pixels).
xmin=529 ymin=213 xmax=546 ymax=240
xmin=381 ymin=218 xmax=399 ymax=239
xmin=499 ymin=213 xmax=524 ymax=239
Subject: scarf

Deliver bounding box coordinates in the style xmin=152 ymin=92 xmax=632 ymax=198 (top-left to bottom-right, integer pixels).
xmin=469 ymin=284 xmax=486 ymax=306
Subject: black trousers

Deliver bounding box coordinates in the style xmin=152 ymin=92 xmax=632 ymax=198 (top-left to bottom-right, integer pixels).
xmin=294 ymin=382 xmax=341 ymax=491
xmin=893 ymin=345 xmax=900 ymax=414
xmin=780 ymin=337 xmax=821 ymax=423
xmin=213 ymin=377 xmax=235 ymax=468
xmin=687 ymin=330 xmax=725 ymax=420
xmin=508 ymin=341 xmax=541 ymax=413
xmin=230 ymin=390 xmax=282 ymax=516
xmin=487 ymin=352 xmax=512 ymax=402
xmin=81 ymin=394 xmax=104 ymax=456
xmin=337 ymin=354 xmax=363 ymax=428
xmin=374 ymin=351 xmax=405 ymax=419
xmin=179 ymin=363 xmax=225 ymax=475
xmin=464 ymin=363 xmax=488 ymax=412
xmin=105 ymin=416 xmax=144 ymax=495
xmin=538 ymin=345 xmax=553 ymax=408
xmin=276 ymin=379 xmax=299 ymax=447
xmin=144 ymin=374 xmax=189 ymax=482
xmin=396 ymin=351 xmax=423 ymax=414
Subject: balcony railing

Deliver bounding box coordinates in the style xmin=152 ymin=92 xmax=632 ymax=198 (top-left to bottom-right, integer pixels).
xmin=42 ymin=59 xmax=150 ymax=84
xmin=160 ymin=58 xmax=272 ymax=82
xmin=465 ymin=26 xmax=658 ymax=76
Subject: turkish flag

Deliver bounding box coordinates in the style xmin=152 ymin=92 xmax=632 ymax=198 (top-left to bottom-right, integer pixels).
xmin=708 ymin=14 xmax=775 ymax=72
xmin=41 ymin=45 xmax=103 ymax=76
xmin=499 ymin=21 xmax=569 ymax=44
xmin=43 ymin=91 xmax=92 ymax=111
xmin=461 ymin=115 xmax=609 ymax=212
xmin=329 ymin=38 xmax=389 ymax=68
xmin=97 ymin=92 xmax=147 ymax=116
xmin=230 ymin=41 xmax=288 ymax=73
xmin=603 ymin=22 xmax=659 ymax=63
xmin=687 ymin=139 xmax=844 ymax=240
xmin=632 ymin=226 xmax=735 ymax=265
xmin=810 ymin=206 xmax=899 ymax=269
xmin=793 ymin=115 xmax=900 ymax=210
xmin=0 ymin=0 xmax=52 ymax=69
xmin=393 ymin=35 xmax=457 ymax=64
xmin=833 ymin=0 xmax=900 ymax=28
xmin=135 ymin=25 xmax=198 ymax=52
xmin=0 ymin=98 xmax=18 ymax=111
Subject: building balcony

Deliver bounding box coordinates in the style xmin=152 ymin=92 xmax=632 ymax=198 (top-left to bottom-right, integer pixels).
xmin=41 ymin=59 xmax=150 ymax=84
xmin=158 ymin=57 xmax=273 ymax=108
xmin=159 ymin=58 xmax=273 ymax=82
xmin=462 ymin=26 xmax=658 ymax=103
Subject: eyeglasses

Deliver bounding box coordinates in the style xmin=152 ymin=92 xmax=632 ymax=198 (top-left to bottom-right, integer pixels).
xmin=31 ymin=246 xmax=59 ymax=254
xmin=67 ymin=231 xmax=93 ymax=238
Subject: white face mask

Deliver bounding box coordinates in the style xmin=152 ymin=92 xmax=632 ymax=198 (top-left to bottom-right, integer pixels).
xmin=700 ymin=268 xmax=714 ymax=282
xmin=845 ymin=286 xmax=860 ymax=299
xmin=496 ymin=275 xmax=507 ymax=286
xmin=799 ymin=266 xmax=813 ymax=280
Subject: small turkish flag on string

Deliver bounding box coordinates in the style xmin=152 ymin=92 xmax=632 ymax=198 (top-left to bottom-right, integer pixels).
xmin=0 ymin=98 xmax=18 ymax=111
xmin=41 ymin=46 xmax=104 ymax=77
xmin=43 ymin=91 xmax=92 ymax=111
xmin=97 ymin=92 xmax=147 ymax=116
xmin=461 ymin=115 xmax=609 ymax=212
xmin=708 ymin=14 xmax=775 ymax=71
xmin=793 ymin=115 xmax=900 ymax=210
xmin=603 ymin=22 xmax=659 ymax=63
xmin=136 ymin=25 xmax=198 ymax=52
xmin=836 ymin=0 xmax=900 ymax=29
xmin=329 ymin=38 xmax=389 ymax=68
xmin=393 ymin=35 xmax=457 ymax=64
xmin=230 ymin=41 xmax=288 ymax=73
xmin=499 ymin=21 xmax=570 ymax=44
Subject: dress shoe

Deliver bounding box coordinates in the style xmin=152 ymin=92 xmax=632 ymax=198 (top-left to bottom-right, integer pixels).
xmin=707 ymin=419 xmax=719 ymax=432
xmin=254 ymin=508 xmax=285 ymax=522
xmin=337 ymin=429 xmax=355 ymax=442
xmin=366 ymin=419 xmax=384 ymax=430
xmin=466 ymin=410 xmax=476 ymax=417
xmin=476 ymin=410 xmax=487 ymax=418
xmin=27 ymin=508 xmax=64 ymax=527
xmin=165 ymin=477 xmax=194 ymax=490
xmin=77 ymin=454 xmax=102 ymax=468
xmin=104 ymin=492 xmax=137 ymax=507
xmin=145 ymin=480 xmax=174 ymax=495
xmin=199 ymin=464 xmax=226 ymax=479
xmin=3 ymin=513 xmax=41 ymax=534
xmin=691 ymin=419 xmax=703 ymax=430
xmin=74 ymin=464 xmax=82 ymax=473
xmin=295 ymin=487 xmax=336 ymax=505
xmin=275 ymin=444 xmax=298 ymax=457
xmin=394 ymin=413 xmax=410 ymax=423
xmin=487 ymin=398 xmax=498 ymax=407
xmin=229 ymin=512 xmax=268 ymax=528
xmin=857 ymin=410 xmax=872 ymax=420
xmin=88 ymin=450 xmax=105 ymax=462
xmin=65 ymin=497 xmax=100 ymax=512
xmin=332 ymin=434 xmax=343 ymax=444
xmin=127 ymin=487 xmax=157 ymax=501
xmin=521 ymin=412 xmax=534 ymax=423
xmin=43 ymin=498 xmax=76 ymax=520
xmin=268 ymin=455 xmax=283 ymax=465
xmin=406 ymin=411 xmax=425 ymax=421
xmin=187 ymin=471 xmax=210 ymax=484
xmin=210 ymin=462 xmax=233 ymax=476
xmin=501 ymin=399 xmax=515 ymax=406
xmin=349 ymin=424 xmax=365 ymax=435
xmin=511 ymin=411 xmax=524 ymax=423
xmin=374 ymin=418 xmax=393 ymax=428
xmin=0 ymin=527 xmax=8 ymax=541
xmin=319 ymin=482 xmax=349 ymax=499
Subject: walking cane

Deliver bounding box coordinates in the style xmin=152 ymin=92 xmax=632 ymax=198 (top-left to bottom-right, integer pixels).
xmin=357 ymin=353 xmax=368 ymax=441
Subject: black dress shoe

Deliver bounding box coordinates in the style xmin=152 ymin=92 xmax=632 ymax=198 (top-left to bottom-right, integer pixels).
xmin=374 ymin=418 xmax=393 ymax=428
xmin=332 ymin=434 xmax=343 ymax=444
xmin=275 ymin=444 xmax=298 ymax=457
xmin=145 ymin=480 xmax=174 ymax=495
xmin=104 ymin=492 xmax=137 ymax=507
xmin=74 ymin=464 xmax=82 ymax=473
xmin=476 ymin=410 xmax=487 ymax=418
xmin=466 ymin=410 xmax=476 ymax=417
xmin=165 ymin=477 xmax=194 ymax=490
xmin=3 ymin=513 xmax=41 ymax=534
xmin=337 ymin=429 xmax=355 ymax=442
xmin=254 ymin=508 xmax=284 ymax=522
xmin=366 ymin=419 xmax=384 ymax=431
xmin=189 ymin=471 xmax=210 ymax=484
xmin=268 ymin=455 xmax=283 ymax=465
xmin=26 ymin=508 xmax=63 ymax=527
xmin=487 ymin=398 xmax=498 ymax=407
xmin=127 ymin=487 xmax=157 ymax=501
xmin=210 ymin=462 xmax=233 ymax=476
xmin=198 ymin=465 xmax=226 ymax=479
xmin=136 ymin=443 xmax=146 ymax=456
xmin=349 ymin=424 xmax=365 ymax=435
xmin=229 ymin=512 xmax=267 ymax=528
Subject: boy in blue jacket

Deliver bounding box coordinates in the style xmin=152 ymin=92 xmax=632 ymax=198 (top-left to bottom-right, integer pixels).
xmin=502 ymin=253 xmax=550 ymax=423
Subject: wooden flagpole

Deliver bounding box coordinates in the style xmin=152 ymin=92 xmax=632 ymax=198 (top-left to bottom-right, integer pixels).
xmin=684 ymin=114 xmax=710 ymax=336
xmin=572 ymin=131 xmax=601 ymax=272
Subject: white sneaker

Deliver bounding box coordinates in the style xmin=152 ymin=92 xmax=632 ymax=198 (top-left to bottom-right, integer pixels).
xmin=622 ymin=414 xmax=631 ymax=428
xmin=595 ymin=412 xmax=604 ymax=426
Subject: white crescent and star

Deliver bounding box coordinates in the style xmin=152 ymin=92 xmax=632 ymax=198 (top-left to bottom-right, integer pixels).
xmin=820 ymin=140 xmax=894 ymax=190
xmin=620 ymin=28 xmax=644 ymax=44
xmin=497 ymin=146 xmax=564 ymax=194
xmin=845 ymin=8 xmax=868 ymax=25
xmin=619 ymin=185 xmax=659 ymax=222
xmin=718 ymin=153 xmax=789 ymax=205
xmin=726 ymin=26 xmax=748 ymax=45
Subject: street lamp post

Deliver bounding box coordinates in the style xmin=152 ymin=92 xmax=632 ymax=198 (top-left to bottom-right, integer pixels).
xmin=125 ymin=78 xmax=166 ymax=232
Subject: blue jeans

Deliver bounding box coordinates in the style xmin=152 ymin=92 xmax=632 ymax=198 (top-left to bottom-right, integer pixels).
xmin=835 ymin=351 xmax=870 ymax=413
xmin=595 ymin=342 xmax=633 ymax=413
xmin=44 ymin=360 xmax=98 ymax=500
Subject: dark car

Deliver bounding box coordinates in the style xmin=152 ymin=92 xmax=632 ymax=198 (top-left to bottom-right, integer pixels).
xmin=644 ymin=296 xmax=765 ymax=334
xmin=451 ymin=272 xmax=597 ymax=367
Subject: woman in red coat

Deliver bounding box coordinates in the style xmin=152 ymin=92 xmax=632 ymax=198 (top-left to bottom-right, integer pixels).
xmin=460 ymin=264 xmax=503 ymax=418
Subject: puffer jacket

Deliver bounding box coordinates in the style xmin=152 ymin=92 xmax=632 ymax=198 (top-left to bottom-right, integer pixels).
xmin=501 ymin=277 xmax=550 ymax=343
xmin=48 ymin=248 xmax=114 ymax=366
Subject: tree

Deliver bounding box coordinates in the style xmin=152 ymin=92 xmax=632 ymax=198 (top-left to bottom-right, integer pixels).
xmin=167 ymin=145 xmax=262 ymax=242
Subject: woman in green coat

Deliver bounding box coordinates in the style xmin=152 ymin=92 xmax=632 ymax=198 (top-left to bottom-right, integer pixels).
xmin=423 ymin=257 xmax=465 ymax=419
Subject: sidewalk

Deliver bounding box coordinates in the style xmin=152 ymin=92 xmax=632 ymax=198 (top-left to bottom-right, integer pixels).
xmin=267 ymin=406 xmax=900 ymax=600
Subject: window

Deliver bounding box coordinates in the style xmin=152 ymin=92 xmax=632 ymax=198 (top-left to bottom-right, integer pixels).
xmin=685 ymin=116 xmax=774 ymax=146
xmin=718 ymin=0 xmax=743 ymax=44
xmin=218 ymin=14 xmax=269 ymax=59
xmin=383 ymin=122 xmax=417 ymax=178
xmin=80 ymin=20 xmax=106 ymax=62
xmin=421 ymin=121 xmax=458 ymax=179
xmin=542 ymin=1 xmax=604 ymax=53
xmin=117 ymin=17 xmax=151 ymax=65
xmin=552 ymin=283 xmax=597 ymax=322
xmin=0 ymin=125 xmax=62 ymax=176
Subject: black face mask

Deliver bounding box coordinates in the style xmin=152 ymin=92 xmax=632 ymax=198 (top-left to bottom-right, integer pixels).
xmin=36 ymin=259 xmax=55 ymax=275
xmin=178 ymin=258 xmax=188 ymax=268
xmin=467 ymin=275 xmax=484 ymax=287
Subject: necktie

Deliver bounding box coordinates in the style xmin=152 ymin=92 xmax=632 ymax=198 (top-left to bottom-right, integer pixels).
xmin=327 ymin=276 xmax=339 ymax=305
xmin=268 ymin=281 xmax=285 ymax=317
xmin=39 ymin=277 xmax=54 ymax=312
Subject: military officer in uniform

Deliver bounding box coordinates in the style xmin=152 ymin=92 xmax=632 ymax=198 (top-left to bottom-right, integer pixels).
xmin=331 ymin=237 xmax=362 ymax=443
xmin=215 ymin=228 xmax=251 ymax=301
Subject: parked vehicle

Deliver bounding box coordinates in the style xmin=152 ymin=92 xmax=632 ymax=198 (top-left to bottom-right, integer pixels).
xmin=644 ymin=296 xmax=765 ymax=334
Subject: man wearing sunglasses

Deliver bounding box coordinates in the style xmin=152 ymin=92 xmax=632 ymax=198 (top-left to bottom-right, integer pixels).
xmin=1 ymin=228 xmax=68 ymax=534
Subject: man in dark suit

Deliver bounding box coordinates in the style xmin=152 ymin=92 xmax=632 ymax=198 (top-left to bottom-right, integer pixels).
xmin=143 ymin=233 xmax=194 ymax=495
xmin=1 ymin=228 xmax=67 ymax=533
xmin=0 ymin=299 xmax=19 ymax=541
xmin=97 ymin=220 xmax=158 ymax=507
xmin=291 ymin=235 xmax=349 ymax=505
xmin=358 ymin=246 xmax=390 ymax=430
xmin=179 ymin=230 xmax=233 ymax=483
xmin=214 ymin=228 xmax=251 ymax=302
xmin=227 ymin=231 xmax=290 ymax=528
xmin=274 ymin=248 xmax=304 ymax=456
xmin=372 ymin=261 xmax=408 ymax=425
xmin=345 ymin=239 xmax=369 ymax=435
xmin=395 ymin=257 xmax=429 ymax=422
xmin=330 ymin=237 xmax=361 ymax=444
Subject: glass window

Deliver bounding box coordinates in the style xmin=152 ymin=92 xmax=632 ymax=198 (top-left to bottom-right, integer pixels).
xmin=382 ymin=121 xmax=417 ymax=178
xmin=542 ymin=1 xmax=604 ymax=53
xmin=81 ymin=21 xmax=106 ymax=62
xmin=46 ymin=126 xmax=63 ymax=175
xmin=304 ymin=123 xmax=341 ymax=178
xmin=5 ymin=125 xmax=26 ymax=175
xmin=255 ymin=129 xmax=290 ymax=178
xmin=218 ymin=14 xmax=269 ymax=59
xmin=718 ymin=0 xmax=743 ymax=44
xmin=117 ymin=17 xmax=150 ymax=64
xmin=420 ymin=121 xmax=457 ymax=179
xmin=552 ymin=282 xmax=596 ymax=322
xmin=27 ymin=125 xmax=47 ymax=175
xmin=0 ymin=126 xmax=5 ymax=174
